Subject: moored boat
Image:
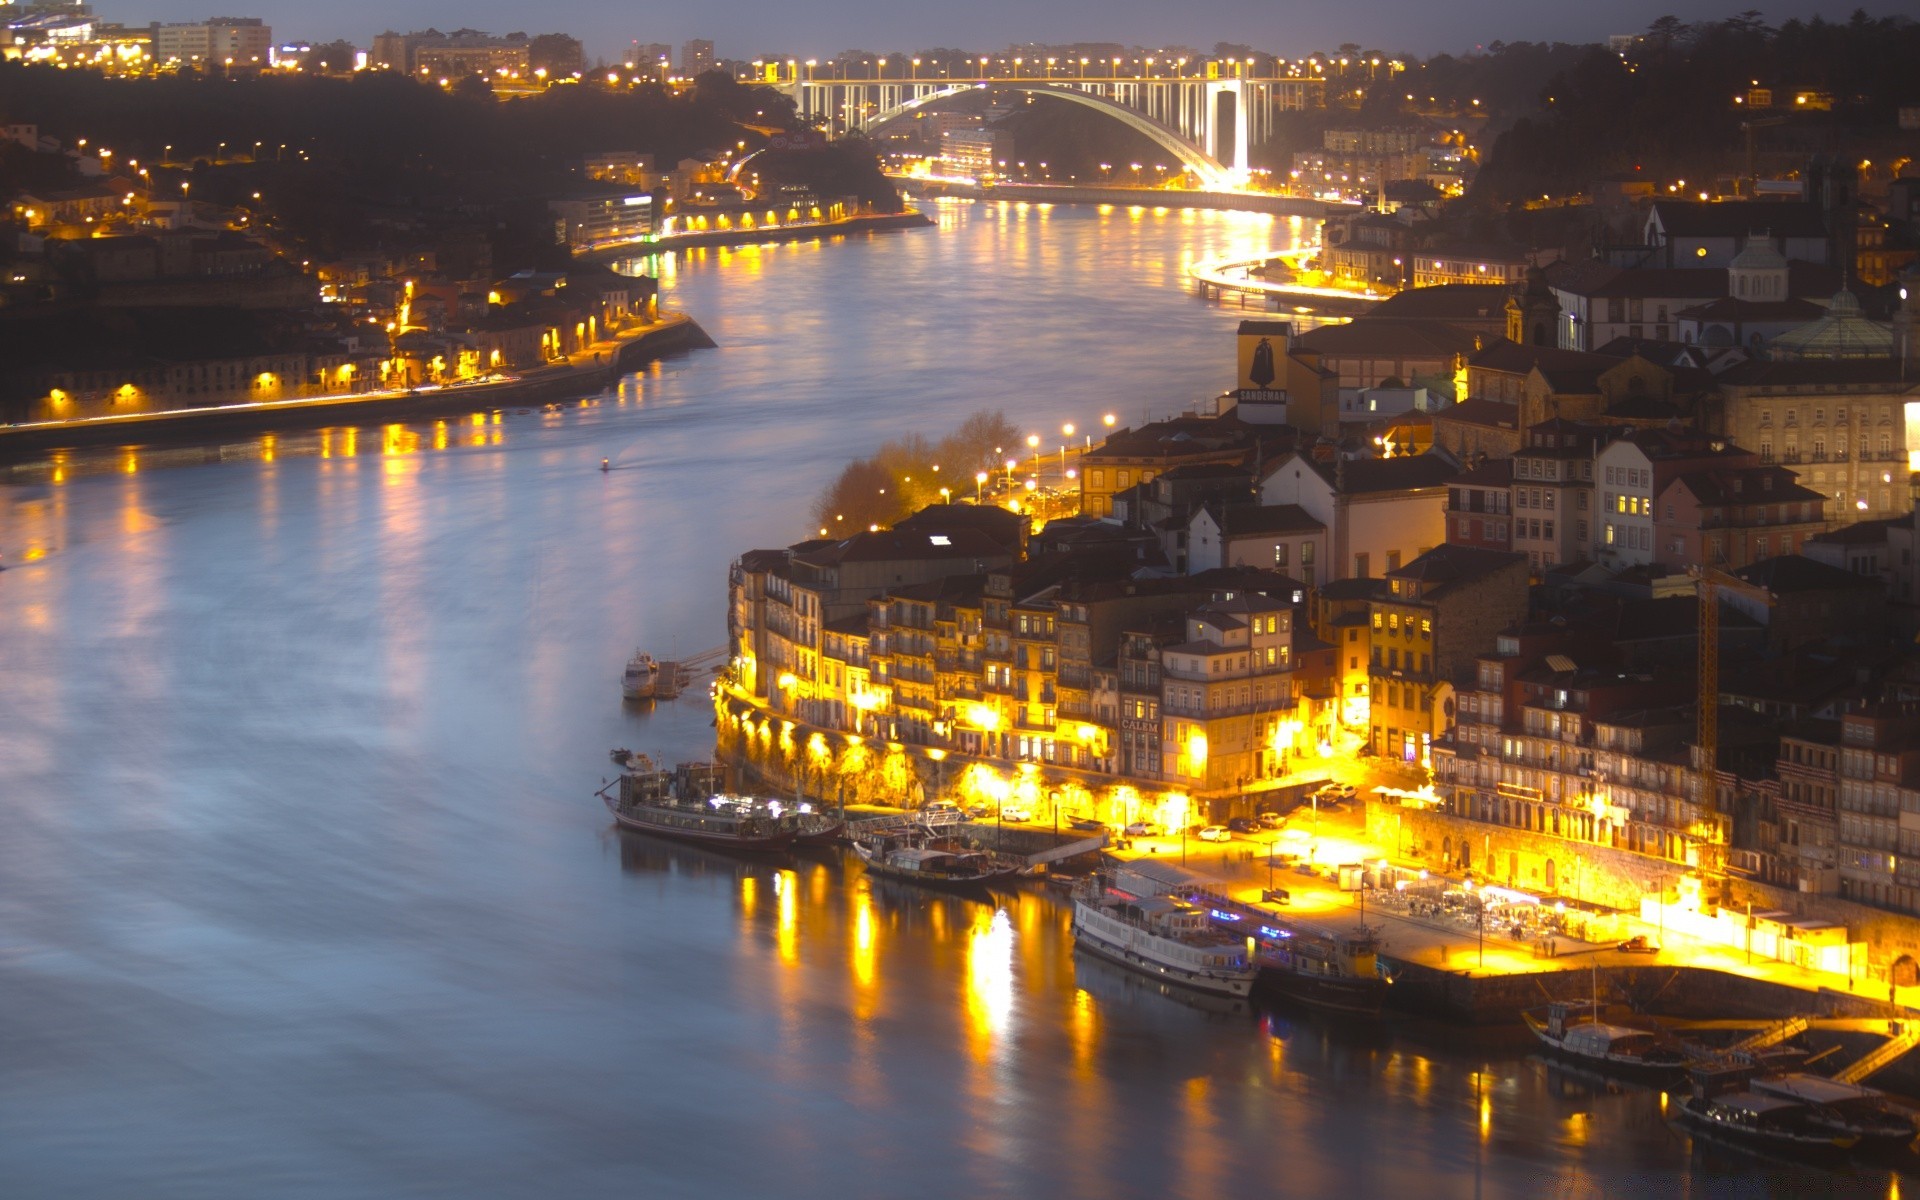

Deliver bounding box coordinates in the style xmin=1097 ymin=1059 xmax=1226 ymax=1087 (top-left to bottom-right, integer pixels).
xmin=1071 ymin=873 xmax=1258 ymax=999
xmin=1249 ymin=920 xmax=1390 ymax=1017
xmin=853 ymin=839 xmax=1022 ymax=889
xmin=597 ymin=763 xmax=795 ymax=851
xmin=1676 ymin=1072 xmax=1863 ymax=1164
xmin=1738 ymin=1067 xmax=1916 ymax=1147
xmin=622 ymin=650 xmax=660 ymax=700
xmin=1524 ymin=1001 xmax=1692 ymax=1084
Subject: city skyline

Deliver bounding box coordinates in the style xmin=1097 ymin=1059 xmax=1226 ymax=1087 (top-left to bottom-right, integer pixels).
xmin=129 ymin=0 xmax=1918 ymax=64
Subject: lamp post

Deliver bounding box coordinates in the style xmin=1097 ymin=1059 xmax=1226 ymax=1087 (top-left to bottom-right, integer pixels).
xmin=974 ymin=471 xmax=986 ymax=503
xmin=1027 ymin=433 xmax=1040 ymax=474
xmin=1004 ymin=457 xmax=1015 ymax=488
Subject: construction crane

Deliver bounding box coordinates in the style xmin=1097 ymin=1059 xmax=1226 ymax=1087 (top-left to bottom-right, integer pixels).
xmin=1692 ymin=564 xmax=1774 ymax=893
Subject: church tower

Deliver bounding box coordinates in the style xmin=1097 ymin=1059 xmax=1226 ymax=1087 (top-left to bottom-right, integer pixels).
xmin=1505 ymin=265 xmax=1561 ymax=347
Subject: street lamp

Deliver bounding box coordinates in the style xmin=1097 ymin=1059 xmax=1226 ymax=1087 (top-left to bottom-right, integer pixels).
xmin=1103 ymin=412 xmax=1117 ymax=429
xmin=1004 ymin=457 xmax=1016 ymax=487
xmin=1026 ymin=433 xmax=1040 ymax=473
xmin=974 ymin=471 xmax=987 ymax=502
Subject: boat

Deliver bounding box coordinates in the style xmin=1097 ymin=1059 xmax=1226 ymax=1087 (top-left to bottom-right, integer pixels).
xmin=622 ymin=650 xmax=660 ymax=700
xmin=1677 ymin=1065 xmax=1866 ymax=1163
xmin=1250 ymin=920 xmax=1391 ymax=1017
xmin=597 ymin=765 xmax=795 ymax=851
xmin=1070 ymin=873 xmax=1259 ymax=999
xmin=1750 ymin=1072 xmax=1917 ymax=1146
xmin=652 ymin=660 xmax=695 ymax=700
xmin=852 ymin=833 xmax=1023 ymax=890
xmin=1523 ymin=1000 xmax=1692 ymax=1084
xmin=1676 ymin=1091 xmax=1860 ymax=1162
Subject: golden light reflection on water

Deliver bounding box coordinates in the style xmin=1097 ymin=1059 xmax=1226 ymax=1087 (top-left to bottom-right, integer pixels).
xmin=963 ymin=907 xmax=1013 ymax=1061
xmin=738 ymin=873 xmax=757 ymax=920
xmin=1177 ymin=1074 xmax=1225 ymax=1200
xmin=773 ymin=868 xmax=798 ymax=966
xmin=851 ymin=886 xmax=876 ymax=1011
xmin=1068 ymin=986 xmax=1099 ymax=1079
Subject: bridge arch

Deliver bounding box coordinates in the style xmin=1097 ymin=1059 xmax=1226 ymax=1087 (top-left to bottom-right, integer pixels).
xmin=856 ymin=82 xmax=1233 ymax=189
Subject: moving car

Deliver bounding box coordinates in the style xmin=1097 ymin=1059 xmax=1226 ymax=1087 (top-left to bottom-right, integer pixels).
xmin=1123 ymin=821 xmax=1158 ymax=837
xmin=1227 ymin=817 xmax=1259 ymax=833
xmin=1196 ymin=825 xmax=1231 ymax=842
xmin=1000 ymin=806 xmax=1032 ymax=823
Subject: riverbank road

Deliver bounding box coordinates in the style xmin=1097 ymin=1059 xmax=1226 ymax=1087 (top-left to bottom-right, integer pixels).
xmin=1101 ymin=810 xmax=1907 ymax=1011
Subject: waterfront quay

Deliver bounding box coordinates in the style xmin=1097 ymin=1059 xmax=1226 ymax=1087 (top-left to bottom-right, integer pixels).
xmin=0 ymin=312 xmax=711 ymax=466
xmin=717 ymin=685 xmax=1915 ymax=1026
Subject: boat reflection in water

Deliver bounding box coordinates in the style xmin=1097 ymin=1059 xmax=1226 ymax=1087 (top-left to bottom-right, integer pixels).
xmin=1073 ymin=947 xmax=1253 ymax=1020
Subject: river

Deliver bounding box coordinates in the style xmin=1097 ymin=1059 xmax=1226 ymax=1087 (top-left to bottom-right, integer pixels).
xmin=0 ymin=199 xmax=1889 ymax=1198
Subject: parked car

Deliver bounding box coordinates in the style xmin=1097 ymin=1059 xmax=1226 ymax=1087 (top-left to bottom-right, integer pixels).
xmin=1617 ymin=935 xmax=1660 ymax=954
xmin=1315 ymin=783 xmax=1357 ymax=802
xmin=1256 ymin=812 xmax=1285 ymax=829
xmin=924 ymin=801 xmax=961 ymax=818
xmin=964 ymin=804 xmax=991 ymax=819
xmin=1227 ymin=817 xmax=1259 ymax=833
xmin=1196 ymin=825 xmax=1231 ymax=842
xmin=1124 ymin=821 xmax=1158 ymax=837
xmin=1000 ymin=806 xmax=1032 ymax=823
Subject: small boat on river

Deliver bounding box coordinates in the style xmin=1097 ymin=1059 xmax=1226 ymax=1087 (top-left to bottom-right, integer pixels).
xmin=1071 ymin=872 xmax=1258 ymax=999
xmin=622 ymin=651 xmax=660 ymax=700
xmin=1748 ymin=1072 xmax=1916 ymax=1146
xmin=851 ymin=822 xmax=1022 ymax=890
xmin=1677 ymin=1063 xmax=1864 ymax=1162
xmin=1524 ymin=1000 xmax=1692 ymax=1084
xmin=598 ymin=756 xmax=796 ymax=851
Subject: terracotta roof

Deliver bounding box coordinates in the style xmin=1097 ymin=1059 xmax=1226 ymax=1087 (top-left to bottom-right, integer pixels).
xmin=1716 ymin=359 xmax=1919 ymax=388
xmin=795 ymin=527 xmax=1007 ymax=567
xmin=1735 ymin=554 xmax=1886 ymax=594
xmin=1649 ymin=200 xmax=1828 ymax=240
xmin=1674 ymin=296 xmax=1824 ymax=322
xmin=1454 ymin=458 xmax=1513 ymax=487
xmin=1807 ymin=517 xmax=1903 ymax=546
xmin=1364 ymin=283 xmax=1511 ymax=322
xmin=1387 ymin=543 xmax=1526 ymax=593
xmin=1294 ymin=319 xmax=1478 ymax=359
xmin=1340 ymin=454 xmax=1458 ymax=493
xmin=1432 ymin=398 xmax=1519 ymax=429
xmin=1215 ymin=503 xmax=1325 ymax=537
xmin=1666 ymin=467 xmax=1824 ymax=506
xmin=1469 ymin=337 xmax=1616 ymax=375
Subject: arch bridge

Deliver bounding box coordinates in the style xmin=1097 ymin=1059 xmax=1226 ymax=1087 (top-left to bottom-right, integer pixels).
xmin=781 ymin=73 xmax=1321 ymax=189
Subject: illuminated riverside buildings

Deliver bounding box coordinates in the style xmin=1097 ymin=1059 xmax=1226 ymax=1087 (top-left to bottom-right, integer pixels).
xmin=726 ymin=509 xmax=1333 ymax=819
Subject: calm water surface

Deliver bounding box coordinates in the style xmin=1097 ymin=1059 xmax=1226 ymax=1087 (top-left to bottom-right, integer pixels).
xmin=0 ymin=201 xmax=1890 ymax=1197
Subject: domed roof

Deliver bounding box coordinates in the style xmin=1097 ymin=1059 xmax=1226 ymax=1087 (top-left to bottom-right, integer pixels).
xmin=1770 ymin=290 xmax=1894 ymax=360
xmin=1729 ymin=240 xmax=1788 ymax=271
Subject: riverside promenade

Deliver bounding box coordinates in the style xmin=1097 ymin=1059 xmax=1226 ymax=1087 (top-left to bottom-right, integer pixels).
xmin=0 ymin=312 xmax=713 ymax=464
xmin=1103 ymin=803 xmax=1919 ymax=1027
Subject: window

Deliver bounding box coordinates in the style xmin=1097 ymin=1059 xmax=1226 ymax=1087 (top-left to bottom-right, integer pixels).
xmin=1274 ymin=543 xmax=1288 ymax=567
xmin=1355 ymin=553 xmax=1370 ymax=578
xmin=1088 ymin=469 xmax=1107 ymax=488
xmin=1301 ymin=543 xmax=1314 ymax=564
xmin=1544 ymin=490 xmax=1556 ymax=511
xmin=1544 ymin=521 xmax=1555 ymax=539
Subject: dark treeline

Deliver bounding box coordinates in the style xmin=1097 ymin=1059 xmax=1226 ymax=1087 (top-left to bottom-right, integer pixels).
xmin=1471 ymin=11 xmax=1920 ymax=205
xmin=0 ymin=66 xmax=896 ymax=260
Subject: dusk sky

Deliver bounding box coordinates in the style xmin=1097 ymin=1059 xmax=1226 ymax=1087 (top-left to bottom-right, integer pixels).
xmin=137 ymin=1 xmax=1910 ymax=64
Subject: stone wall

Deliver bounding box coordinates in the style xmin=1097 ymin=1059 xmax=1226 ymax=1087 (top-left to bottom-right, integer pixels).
xmin=1368 ymin=800 xmax=1672 ymax=910
xmin=1371 ymin=799 xmax=1920 ymax=973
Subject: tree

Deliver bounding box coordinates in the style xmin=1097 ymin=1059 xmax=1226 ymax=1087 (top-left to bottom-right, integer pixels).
xmin=813 ymin=458 xmax=901 ymax=533
xmin=301 ymin=40 xmax=356 ymax=74
xmin=451 ymin=74 xmax=494 ymax=103
xmin=528 ymin=33 xmax=583 ymax=77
